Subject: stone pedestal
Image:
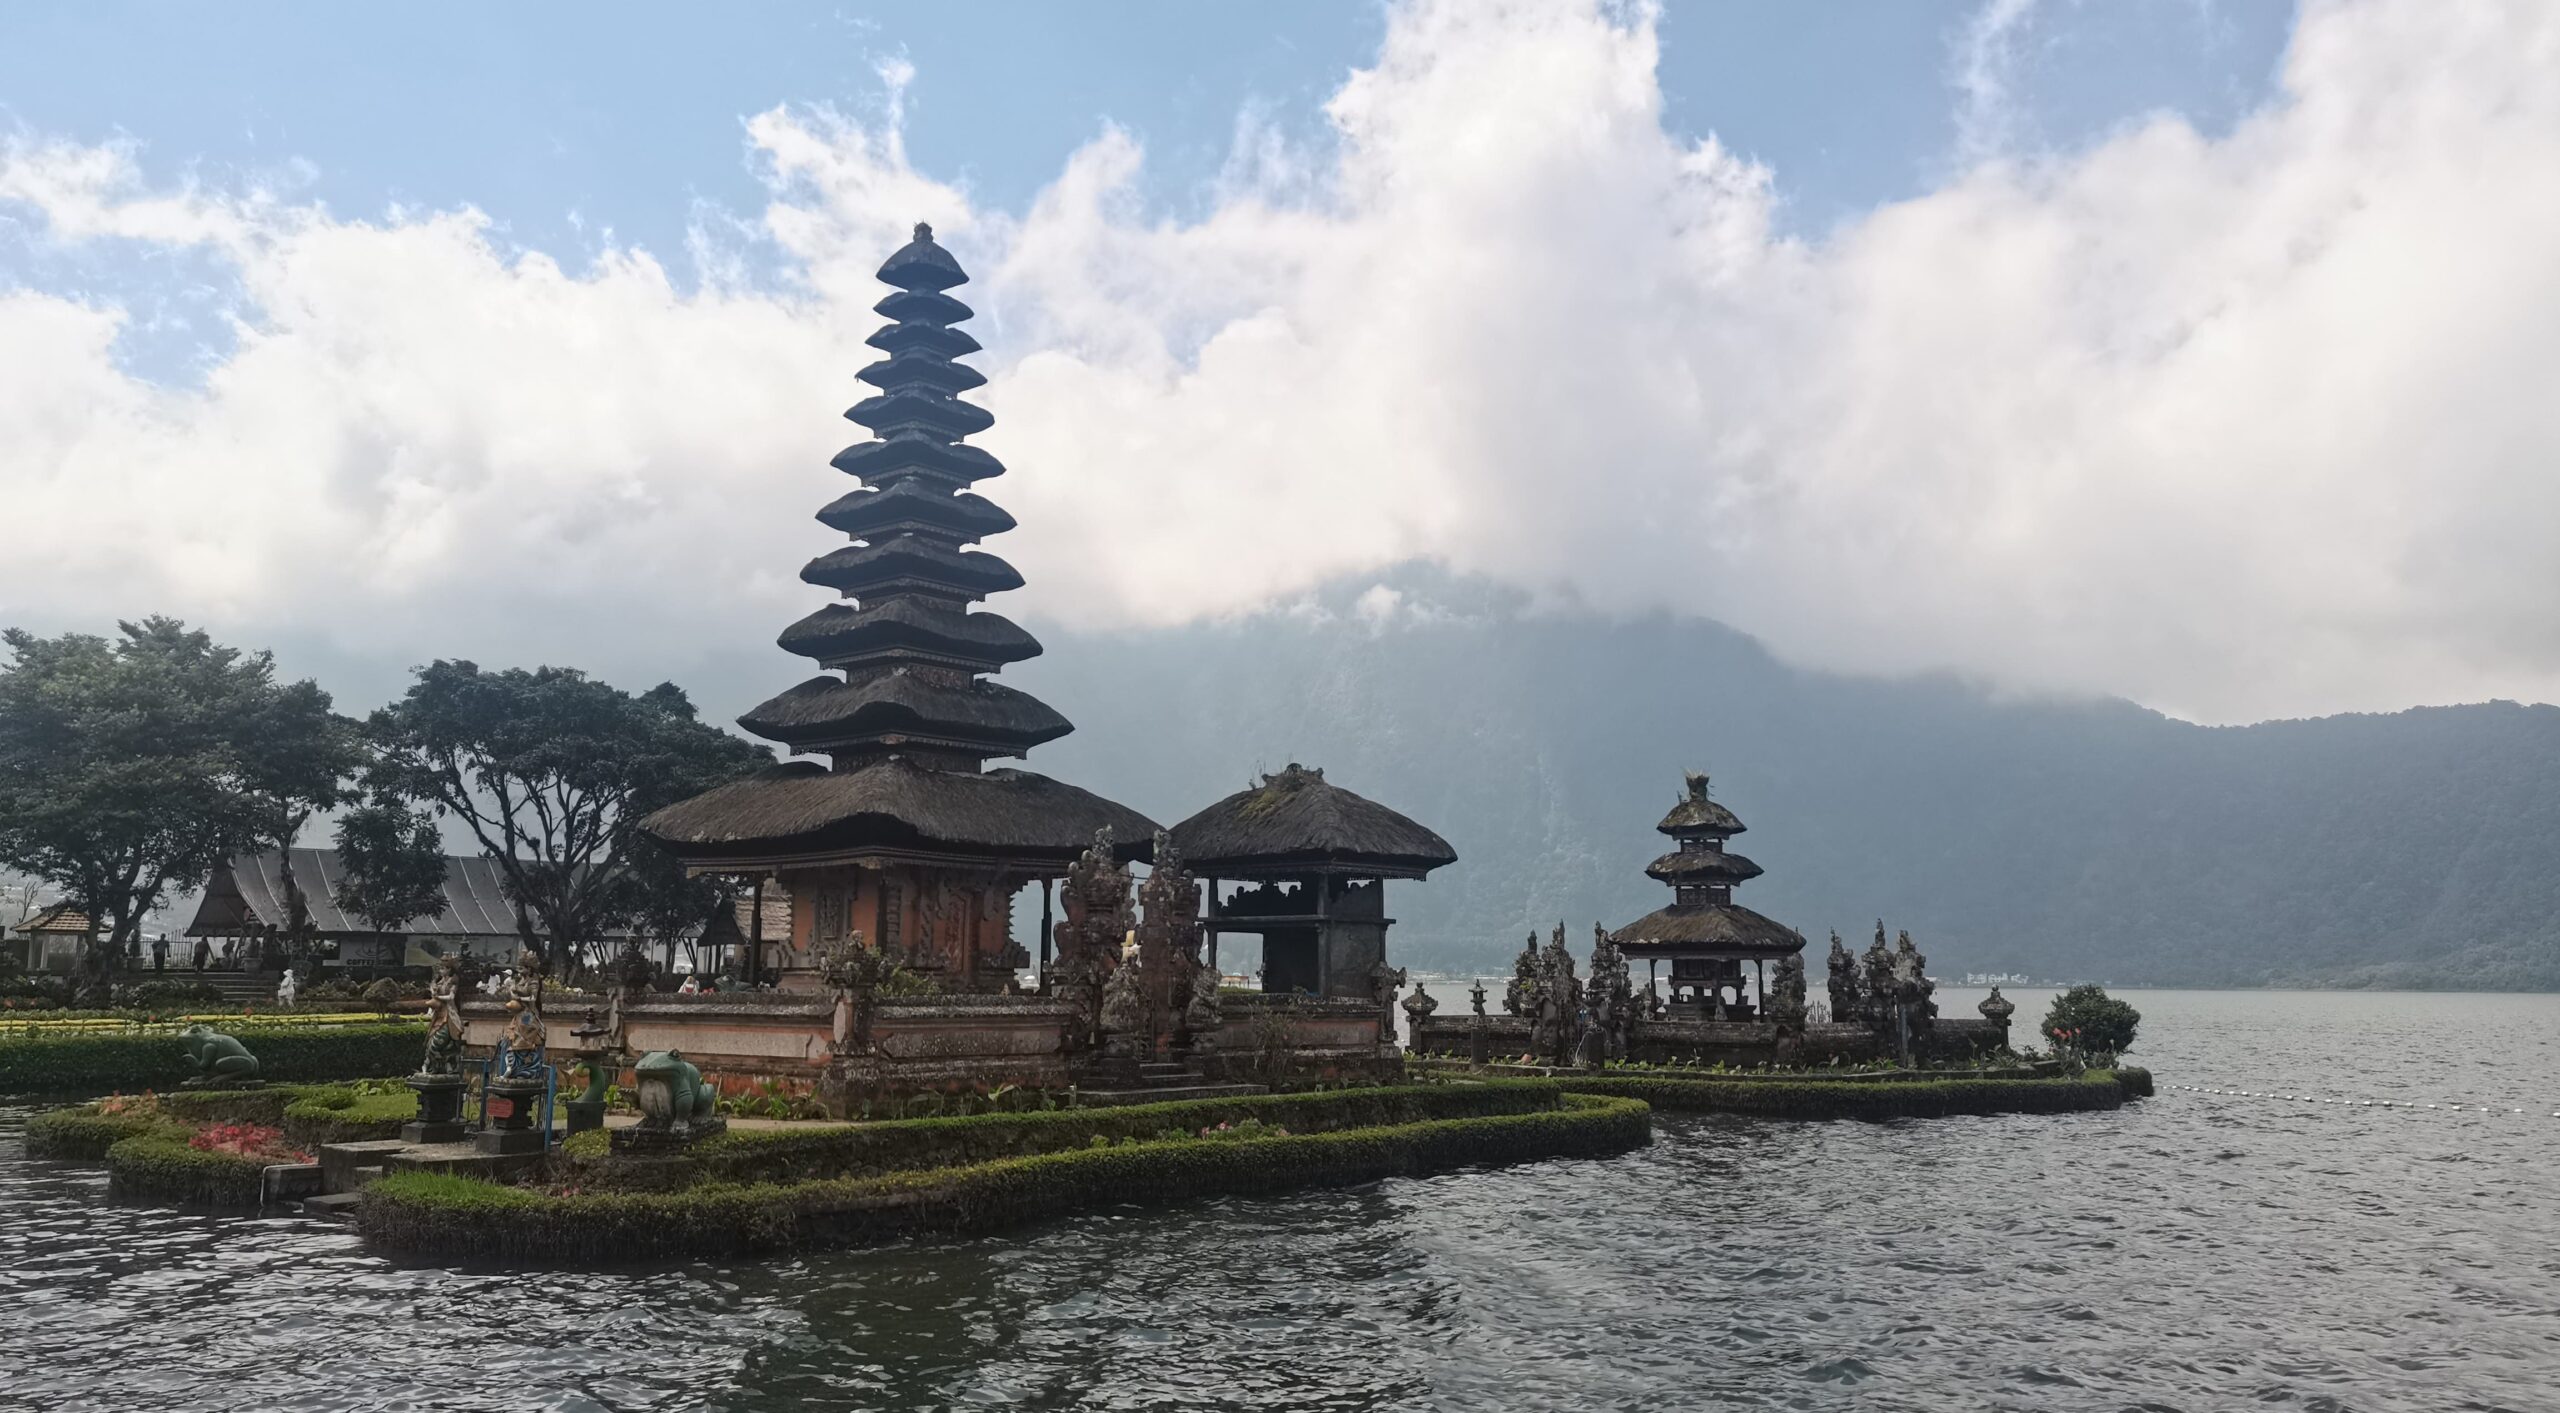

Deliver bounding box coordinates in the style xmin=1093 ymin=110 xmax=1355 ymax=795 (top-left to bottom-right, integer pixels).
xmin=402 ymin=1073 xmax=469 ymax=1144
xmin=562 ymin=1096 xmax=608 ymax=1135
xmin=608 ymin=1115 xmax=728 ymax=1155
xmin=475 ymin=1075 xmax=549 ymax=1156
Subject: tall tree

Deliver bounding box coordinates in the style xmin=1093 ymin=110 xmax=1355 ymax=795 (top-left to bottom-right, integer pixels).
xmin=0 ymin=619 xmax=332 ymax=982
xmin=332 ymin=804 xmax=452 ymax=935
xmin=235 ymin=676 xmax=366 ymax=967
xmin=344 ymin=662 xmax=770 ymax=972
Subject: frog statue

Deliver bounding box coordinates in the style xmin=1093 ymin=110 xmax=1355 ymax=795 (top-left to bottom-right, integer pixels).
xmin=633 ymin=1049 xmax=718 ymax=1130
xmin=179 ymin=1024 xmax=259 ymax=1085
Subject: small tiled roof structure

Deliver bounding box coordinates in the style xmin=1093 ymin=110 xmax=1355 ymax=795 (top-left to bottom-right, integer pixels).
xmin=13 ymin=904 xmax=94 ymax=937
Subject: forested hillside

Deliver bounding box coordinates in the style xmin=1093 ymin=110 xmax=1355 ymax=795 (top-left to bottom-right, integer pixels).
xmin=999 ymin=600 xmax=2560 ymax=990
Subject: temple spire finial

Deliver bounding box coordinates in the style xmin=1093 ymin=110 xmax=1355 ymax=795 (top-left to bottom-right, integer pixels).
xmin=914 ymin=221 xmax=932 ymax=241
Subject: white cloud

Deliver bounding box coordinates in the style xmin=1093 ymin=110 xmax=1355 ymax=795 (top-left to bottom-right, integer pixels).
xmin=2 ymin=0 xmax=2558 ymax=724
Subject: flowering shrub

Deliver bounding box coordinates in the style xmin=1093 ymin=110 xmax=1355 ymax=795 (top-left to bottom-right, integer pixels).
xmin=187 ymin=1122 xmax=310 ymax=1164
xmin=1194 ymin=1119 xmax=1291 ymax=1141
xmin=95 ymin=1090 xmax=163 ymax=1118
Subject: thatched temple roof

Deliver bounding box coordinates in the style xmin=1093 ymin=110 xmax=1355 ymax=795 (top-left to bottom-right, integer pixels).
xmin=1169 ymin=764 xmax=1456 ymax=878
xmin=1643 ymin=848 xmax=1764 ymax=885
xmin=738 ymin=671 xmax=1071 ymax=756
xmin=641 ymin=758 xmax=1159 ymax=867
xmin=1610 ymin=902 xmax=1804 ymax=958
xmin=1658 ymin=771 xmax=1746 ymax=836
xmin=1610 ymin=770 xmax=1802 ymax=959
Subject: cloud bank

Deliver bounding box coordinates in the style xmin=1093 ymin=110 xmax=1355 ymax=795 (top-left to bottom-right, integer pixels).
xmin=3 ymin=0 xmax=2557 ymax=724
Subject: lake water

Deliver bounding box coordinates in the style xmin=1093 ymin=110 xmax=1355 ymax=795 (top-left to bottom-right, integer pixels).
xmin=5 ymin=989 xmax=2556 ymax=1412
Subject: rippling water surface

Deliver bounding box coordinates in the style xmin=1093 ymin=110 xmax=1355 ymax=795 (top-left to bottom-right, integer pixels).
xmin=7 ymin=989 xmax=2558 ymax=1412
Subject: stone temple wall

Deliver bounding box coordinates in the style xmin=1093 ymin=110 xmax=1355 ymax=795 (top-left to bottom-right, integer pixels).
xmin=459 ymin=990 xmax=1401 ymax=1104
xmin=1407 ymin=1012 xmax=2011 ymax=1067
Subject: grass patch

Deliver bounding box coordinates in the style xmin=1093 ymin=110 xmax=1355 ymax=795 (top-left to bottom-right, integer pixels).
xmin=363 ymin=1092 xmax=1653 ymax=1262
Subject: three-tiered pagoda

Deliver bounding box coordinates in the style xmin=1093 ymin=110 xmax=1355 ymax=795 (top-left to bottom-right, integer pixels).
xmin=1609 ymin=771 xmax=1805 ymax=1017
xmin=643 ymin=224 xmax=1156 ymax=992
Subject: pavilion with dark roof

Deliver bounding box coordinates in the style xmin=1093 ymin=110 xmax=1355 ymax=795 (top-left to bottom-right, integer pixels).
xmin=1609 ymin=771 xmax=1805 ymax=1018
xmin=1169 ymin=764 xmax=1456 ymax=998
xmin=642 ymin=224 xmax=1157 ymax=993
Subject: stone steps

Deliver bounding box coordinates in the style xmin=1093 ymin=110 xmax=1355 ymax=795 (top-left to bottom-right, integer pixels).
xmin=1076 ymin=1082 xmax=1269 ymax=1107
xmin=300 ymin=1191 xmax=363 ymax=1220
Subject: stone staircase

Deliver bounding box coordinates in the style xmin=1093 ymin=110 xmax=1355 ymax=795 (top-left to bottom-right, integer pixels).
xmin=1078 ymin=1058 xmax=1267 ymax=1107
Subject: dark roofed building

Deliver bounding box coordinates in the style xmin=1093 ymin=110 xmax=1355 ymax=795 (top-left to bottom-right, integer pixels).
xmin=1609 ymin=772 xmax=1804 ymax=1018
xmin=641 ymin=224 xmax=1158 ymax=993
xmin=186 ymin=847 xmax=533 ymax=972
xmin=1170 ymin=764 xmax=1455 ymax=999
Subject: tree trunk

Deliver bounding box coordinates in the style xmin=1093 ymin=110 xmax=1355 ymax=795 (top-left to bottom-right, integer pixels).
xmin=275 ymin=834 xmax=315 ymax=971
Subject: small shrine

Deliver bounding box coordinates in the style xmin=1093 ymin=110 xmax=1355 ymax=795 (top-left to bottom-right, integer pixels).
xmin=1608 ymin=771 xmax=1805 ymax=1018
xmin=1169 ymin=765 xmax=1456 ymax=1000
xmin=641 ymin=225 xmax=1158 ymax=992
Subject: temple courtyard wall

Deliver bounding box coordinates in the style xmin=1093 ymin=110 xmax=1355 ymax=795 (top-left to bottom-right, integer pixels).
xmin=1406 ymin=1013 xmax=2010 ymax=1067
xmin=457 ymin=993 xmax=1398 ymax=1108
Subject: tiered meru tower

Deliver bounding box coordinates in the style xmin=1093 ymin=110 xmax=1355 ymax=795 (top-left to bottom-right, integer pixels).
xmin=1608 ymin=771 xmax=1805 ymax=1018
xmin=644 ymin=224 xmax=1156 ymax=993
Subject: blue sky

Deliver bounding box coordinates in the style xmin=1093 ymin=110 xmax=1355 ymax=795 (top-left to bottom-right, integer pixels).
xmin=3 ymin=2 xmax=2290 ymax=372
xmin=6 ymin=0 xmax=2555 ymax=725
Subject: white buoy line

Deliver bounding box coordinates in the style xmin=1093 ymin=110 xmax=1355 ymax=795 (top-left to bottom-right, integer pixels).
xmin=2165 ymin=1082 xmax=2556 ymax=1119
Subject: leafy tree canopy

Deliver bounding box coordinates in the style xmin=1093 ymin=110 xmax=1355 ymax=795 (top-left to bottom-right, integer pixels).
xmin=2042 ymin=984 xmax=2141 ymax=1056
xmin=0 ymin=618 xmax=355 ymax=977
xmin=344 ymin=661 xmax=769 ymax=970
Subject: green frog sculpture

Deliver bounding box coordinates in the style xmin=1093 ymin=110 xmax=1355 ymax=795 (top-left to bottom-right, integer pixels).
xmin=633 ymin=1050 xmax=720 ymax=1134
xmin=178 ymin=1024 xmax=259 ymax=1086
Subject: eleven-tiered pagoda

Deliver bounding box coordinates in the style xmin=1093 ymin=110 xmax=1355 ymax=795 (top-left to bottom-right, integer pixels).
xmin=643 ymin=224 xmax=1156 ymax=991
xmin=1609 ymin=771 xmax=1804 ymax=1017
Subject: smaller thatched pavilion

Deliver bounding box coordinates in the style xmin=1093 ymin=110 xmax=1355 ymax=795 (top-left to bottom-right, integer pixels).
xmin=1169 ymin=765 xmax=1455 ymax=999
xmin=1609 ymin=772 xmax=1805 ymax=1018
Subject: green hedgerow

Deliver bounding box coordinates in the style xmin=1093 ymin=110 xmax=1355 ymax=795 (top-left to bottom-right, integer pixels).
xmin=103 ymin=1131 xmax=276 ymax=1207
xmin=555 ymin=1081 xmax=1568 ymax=1193
xmin=24 ymin=1105 xmax=187 ymax=1160
xmin=0 ymin=1022 xmax=424 ymax=1097
xmin=361 ymin=1093 xmax=1653 ymax=1262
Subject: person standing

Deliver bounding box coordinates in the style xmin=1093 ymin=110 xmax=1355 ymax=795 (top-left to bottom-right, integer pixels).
xmin=151 ymin=934 xmax=168 ymax=974
xmin=192 ymin=937 xmax=210 ymax=972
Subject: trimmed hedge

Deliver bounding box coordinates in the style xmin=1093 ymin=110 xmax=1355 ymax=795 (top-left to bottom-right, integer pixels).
xmin=24 ymin=1083 xmax=417 ymax=1163
xmin=23 ymin=1107 xmax=181 ymax=1160
xmin=559 ymin=1080 xmax=1566 ymax=1191
xmin=2113 ymin=1067 xmax=2153 ymax=1099
xmin=1555 ymin=1070 xmax=2133 ymax=1120
xmin=0 ymin=1023 xmax=424 ymax=1097
xmin=363 ymin=1093 xmax=1652 ymax=1262
xmin=103 ymin=1132 xmax=275 ymax=1207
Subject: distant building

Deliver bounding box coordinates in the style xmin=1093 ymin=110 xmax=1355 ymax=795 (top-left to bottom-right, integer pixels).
xmin=11 ymin=904 xmax=94 ymax=974
xmin=186 ymin=848 xmax=535 ymax=973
